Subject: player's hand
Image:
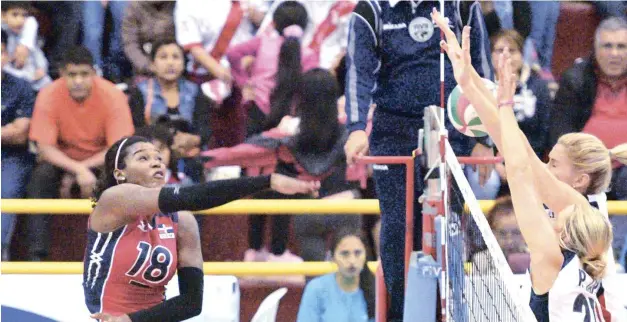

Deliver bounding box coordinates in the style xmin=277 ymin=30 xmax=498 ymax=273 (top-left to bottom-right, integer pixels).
xmin=13 ymin=44 xmax=29 ymax=69
xmin=496 ymin=50 xmax=517 ymax=104
xmin=431 ymin=9 xmax=473 ymax=87
xmin=470 ymin=143 xmax=495 ymax=187
xmin=90 ymin=312 xmax=131 ymax=322
xmin=344 ymin=130 xmax=369 ymax=165
xmin=270 ymin=173 xmax=320 ymax=197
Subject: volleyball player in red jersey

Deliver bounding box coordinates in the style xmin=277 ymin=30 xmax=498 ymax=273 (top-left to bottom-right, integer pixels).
xmin=85 ymin=135 xmax=320 ymax=322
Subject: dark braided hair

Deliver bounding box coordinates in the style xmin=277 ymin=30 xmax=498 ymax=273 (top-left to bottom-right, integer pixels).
xmin=92 ymin=136 xmax=151 ymax=207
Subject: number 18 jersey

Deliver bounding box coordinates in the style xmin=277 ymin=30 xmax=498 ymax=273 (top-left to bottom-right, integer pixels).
xmin=83 ymin=213 xmax=179 ymax=316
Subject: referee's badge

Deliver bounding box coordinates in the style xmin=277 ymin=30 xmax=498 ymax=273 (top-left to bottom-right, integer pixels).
xmin=408 ymin=17 xmax=434 ymax=43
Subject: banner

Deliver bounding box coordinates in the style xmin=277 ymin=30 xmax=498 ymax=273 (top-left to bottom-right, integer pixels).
xmin=1 ymin=275 xmax=240 ymax=322
xmin=1 ymin=274 xmax=626 ymax=321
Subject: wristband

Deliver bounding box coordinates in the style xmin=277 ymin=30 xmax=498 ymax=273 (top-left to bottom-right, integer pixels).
xmin=498 ymin=100 xmax=515 ymax=108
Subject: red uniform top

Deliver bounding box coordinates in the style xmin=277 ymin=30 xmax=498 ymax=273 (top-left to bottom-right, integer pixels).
xmin=83 ymin=212 xmax=179 ymax=316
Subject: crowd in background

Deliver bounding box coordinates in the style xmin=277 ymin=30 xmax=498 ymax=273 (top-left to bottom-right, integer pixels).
xmin=1 ymin=0 xmax=627 ymax=319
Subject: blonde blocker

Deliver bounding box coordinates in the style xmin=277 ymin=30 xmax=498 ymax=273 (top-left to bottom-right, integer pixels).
xmin=558 ymin=204 xmax=613 ymax=280
xmin=557 ymin=133 xmax=627 ymax=195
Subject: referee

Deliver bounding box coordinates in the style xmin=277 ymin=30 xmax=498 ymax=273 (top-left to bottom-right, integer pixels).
xmin=344 ymin=1 xmax=494 ymax=320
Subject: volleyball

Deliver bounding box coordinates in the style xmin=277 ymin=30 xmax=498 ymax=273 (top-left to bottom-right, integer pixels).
xmin=447 ymin=79 xmax=496 ymax=138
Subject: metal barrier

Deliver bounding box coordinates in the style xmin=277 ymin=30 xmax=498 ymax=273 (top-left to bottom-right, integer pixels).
xmin=1 ymin=261 xmax=379 ymax=276
xmin=3 ymin=199 xmax=626 ymax=215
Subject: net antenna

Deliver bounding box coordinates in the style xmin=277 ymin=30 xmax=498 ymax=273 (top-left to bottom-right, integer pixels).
xmin=422 ymin=106 xmax=537 ymax=322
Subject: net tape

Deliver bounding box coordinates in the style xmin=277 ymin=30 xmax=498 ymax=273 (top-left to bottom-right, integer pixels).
xmin=444 ymin=140 xmax=537 ymax=322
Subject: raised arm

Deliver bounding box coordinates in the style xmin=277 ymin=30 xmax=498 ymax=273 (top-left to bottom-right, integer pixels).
xmin=496 ymin=54 xmax=562 ymax=294
xmin=432 ymin=9 xmax=587 ymax=213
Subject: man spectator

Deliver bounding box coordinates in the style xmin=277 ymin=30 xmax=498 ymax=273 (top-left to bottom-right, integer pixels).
xmin=550 ymin=17 xmax=627 ymax=202
xmin=551 ymin=17 xmax=627 ymax=265
xmin=25 ymin=46 xmax=134 ymax=261
xmin=1 ymin=29 xmax=36 ymax=261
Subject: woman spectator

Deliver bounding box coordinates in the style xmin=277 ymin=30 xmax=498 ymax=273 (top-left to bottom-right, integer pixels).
xmin=466 ymin=29 xmax=551 ymax=200
xmin=128 ymin=39 xmax=212 ymax=183
xmin=227 ymin=0 xmax=318 ymax=138
xmin=202 ymin=69 xmax=364 ymax=269
xmin=122 ymin=1 xmax=176 ymax=79
xmin=297 ymin=229 xmax=375 ymax=322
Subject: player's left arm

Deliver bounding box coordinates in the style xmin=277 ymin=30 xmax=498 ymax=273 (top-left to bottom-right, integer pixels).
xmin=124 ymin=211 xmax=203 ymax=322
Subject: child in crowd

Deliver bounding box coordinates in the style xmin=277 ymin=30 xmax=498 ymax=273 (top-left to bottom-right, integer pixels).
xmin=1 ymin=1 xmax=51 ymax=90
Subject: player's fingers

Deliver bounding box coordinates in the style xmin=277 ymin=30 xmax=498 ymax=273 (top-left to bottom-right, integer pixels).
xmin=431 ymin=8 xmax=458 ymax=48
xmin=439 ymin=40 xmax=450 ymax=54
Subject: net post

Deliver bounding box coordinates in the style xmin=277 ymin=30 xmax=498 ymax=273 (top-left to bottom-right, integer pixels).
xmin=404 ymin=157 xmax=415 ymax=283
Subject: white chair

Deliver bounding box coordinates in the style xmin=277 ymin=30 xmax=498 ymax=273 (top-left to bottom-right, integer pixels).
xmin=165 ymin=275 xmax=240 ymax=322
xmin=250 ymin=287 xmax=288 ymax=322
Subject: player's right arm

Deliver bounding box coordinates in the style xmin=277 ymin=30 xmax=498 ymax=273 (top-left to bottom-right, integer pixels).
xmin=91 ymin=174 xmax=320 ymax=232
xmin=432 ymin=9 xmax=588 ymax=213
xmin=344 ymin=1 xmax=380 ymax=164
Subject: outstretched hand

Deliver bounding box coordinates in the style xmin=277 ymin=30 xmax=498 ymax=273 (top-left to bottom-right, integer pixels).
xmin=431 ymin=8 xmax=473 ymax=87
xmin=496 ymin=51 xmax=517 ymax=105
xmin=270 ymin=173 xmax=321 ymax=197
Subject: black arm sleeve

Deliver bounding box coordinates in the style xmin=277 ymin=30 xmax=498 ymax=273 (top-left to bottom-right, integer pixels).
xmin=192 ymin=91 xmax=213 ymax=147
xmin=158 ymin=175 xmax=271 ymax=213
xmin=128 ymin=86 xmax=148 ymax=128
xmin=128 ymin=266 xmax=203 ymax=322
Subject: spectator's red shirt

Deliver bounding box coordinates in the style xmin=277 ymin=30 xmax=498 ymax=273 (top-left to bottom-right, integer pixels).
xmin=29 ymin=77 xmax=134 ymax=161
xmin=582 ymin=75 xmax=627 ymax=167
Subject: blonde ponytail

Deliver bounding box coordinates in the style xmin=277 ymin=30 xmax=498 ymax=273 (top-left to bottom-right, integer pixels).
xmin=581 ymin=254 xmax=608 ymax=280
xmin=559 ymin=204 xmax=613 ymax=280
xmin=610 ymin=143 xmax=627 ymax=166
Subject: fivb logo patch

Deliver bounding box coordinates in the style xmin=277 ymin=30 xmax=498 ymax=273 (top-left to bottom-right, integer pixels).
xmin=158 ymin=224 xmax=175 ymax=239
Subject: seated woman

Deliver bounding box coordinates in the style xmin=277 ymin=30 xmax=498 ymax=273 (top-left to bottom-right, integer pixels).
xmin=466 ymin=29 xmax=551 ymax=200
xmin=297 ymin=229 xmax=375 ymax=322
xmin=128 ymin=38 xmax=212 ymax=182
xmin=202 ymin=69 xmax=366 ymax=268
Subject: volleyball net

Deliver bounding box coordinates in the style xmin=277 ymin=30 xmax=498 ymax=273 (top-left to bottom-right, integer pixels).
xmin=420 ymin=105 xmax=537 ymax=322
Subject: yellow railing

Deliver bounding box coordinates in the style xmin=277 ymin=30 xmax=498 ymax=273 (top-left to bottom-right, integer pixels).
xmin=1 ymin=261 xmax=380 ymax=276
xmin=2 ymin=199 xmax=626 ymax=215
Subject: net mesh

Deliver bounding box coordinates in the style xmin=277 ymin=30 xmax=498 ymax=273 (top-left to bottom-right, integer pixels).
xmin=443 ymin=141 xmax=536 ymax=322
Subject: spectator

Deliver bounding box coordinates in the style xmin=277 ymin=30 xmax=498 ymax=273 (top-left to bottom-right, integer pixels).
xmin=82 ymin=0 xmax=129 ymax=83
xmin=127 ymin=39 xmax=212 ymax=182
xmin=480 ymin=0 xmax=531 ymax=39
xmin=1 ymin=1 xmax=52 ymax=90
xmin=175 ymin=0 xmax=255 ymax=148
xmin=467 ymin=29 xmax=551 ymax=199
xmin=133 ymin=124 xmax=192 ymax=187
xmin=297 ymin=229 xmax=375 ymax=322
xmin=528 ymin=1 xmax=561 ymax=79
xmin=25 ymin=46 xmax=134 ymax=261
xmin=550 ymin=17 xmax=627 ymax=202
xmin=226 ymin=0 xmax=318 ymax=138
xmin=202 ymin=69 xmax=364 ymax=271
xmin=122 ymin=1 xmax=176 ymax=79
xmin=592 ymin=1 xmax=627 ymax=20
xmin=1 ymin=29 xmax=36 ymax=261
xmin=471 ymin=196 xmax=529 ymax=274
xmin=258 ymin=0 xmax=356 ymax=69
xmin=30 ymin=1 xmax=81 ymax=79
